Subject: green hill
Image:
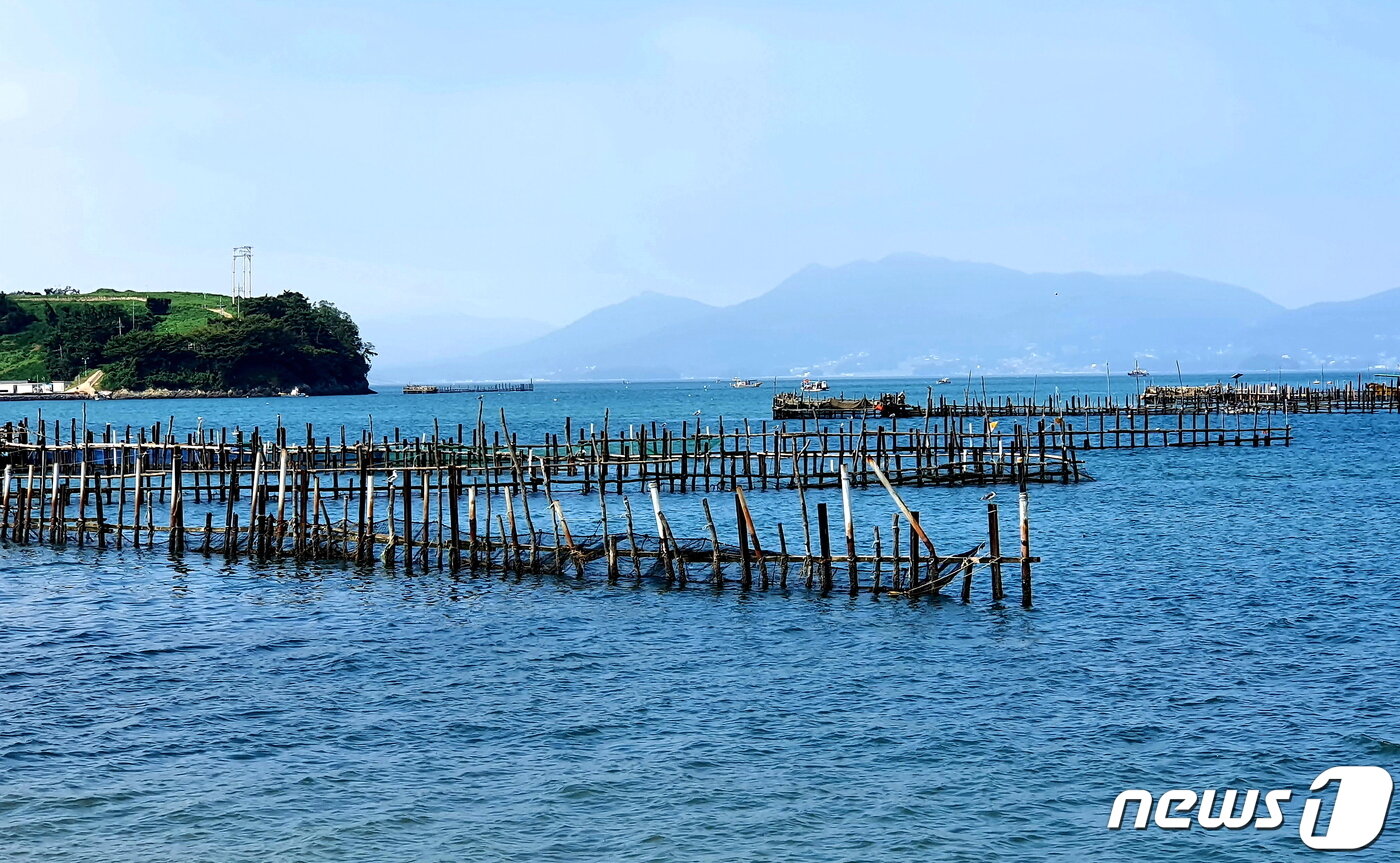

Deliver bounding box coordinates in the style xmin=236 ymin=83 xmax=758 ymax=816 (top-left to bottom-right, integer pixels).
xmin=0 ymin=290 xmax=373 ymax=395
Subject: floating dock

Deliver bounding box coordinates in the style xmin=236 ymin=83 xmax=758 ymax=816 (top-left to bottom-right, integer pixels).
xmin=403 ymin=381 xmax=534 ymax=394
xmin=1139 ymin=380 xmax=1400 ymax=412
xmin=777 ymin=376 xmax=1400 ymax=418
xmin=773 ymin=391 xmax=920 ymax=419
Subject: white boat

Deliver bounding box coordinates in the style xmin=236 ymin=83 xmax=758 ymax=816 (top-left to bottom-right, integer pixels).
xmin=936 ymin=377 xmax=951 ymax=385
xmin=731 ymin=378 xmax=764 ymax=389
xmin=1127 ymin=361 xmax=1150 ymax=378
xmin=800 ymin=379 xmax=829 ymax=392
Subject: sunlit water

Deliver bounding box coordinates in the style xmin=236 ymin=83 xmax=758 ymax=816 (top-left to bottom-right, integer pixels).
xmin=3 ymin=375 xmax=1398 ymax=860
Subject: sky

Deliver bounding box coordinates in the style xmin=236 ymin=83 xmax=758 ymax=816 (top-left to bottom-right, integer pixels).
xmin=2 ymin=0 xmax=1400 ymax=339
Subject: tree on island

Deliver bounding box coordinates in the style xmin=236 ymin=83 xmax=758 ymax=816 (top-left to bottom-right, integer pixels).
xmin=36 ymin=291 xmax=373 ymax=394
xmin=0 ymin=293 xmax=36 ymax=335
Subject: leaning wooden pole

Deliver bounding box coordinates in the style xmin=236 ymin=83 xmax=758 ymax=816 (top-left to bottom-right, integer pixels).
xmin=734 ymin=485 xmax=768 ymax=589
xmin=864 ymin=456 xmax=940 ymax=569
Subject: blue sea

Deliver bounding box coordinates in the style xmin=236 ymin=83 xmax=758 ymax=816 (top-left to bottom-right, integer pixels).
xmin=2 ymin=374 xmax=1398 ymax=861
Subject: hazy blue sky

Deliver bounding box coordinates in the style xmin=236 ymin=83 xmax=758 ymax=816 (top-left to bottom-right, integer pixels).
xmin=2 ymin=0 xmax=1399 ymax=328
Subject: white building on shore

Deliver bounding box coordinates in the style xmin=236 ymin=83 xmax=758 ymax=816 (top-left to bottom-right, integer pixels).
xmin=0 ymin=380 xmax=70 ymax=395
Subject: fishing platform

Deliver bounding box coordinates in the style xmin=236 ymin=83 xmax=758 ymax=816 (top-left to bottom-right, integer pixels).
xmin=403 ymin=381 xmax=534 ymax=394
xmin=775 ymin=375 xmax=1400 ymax=418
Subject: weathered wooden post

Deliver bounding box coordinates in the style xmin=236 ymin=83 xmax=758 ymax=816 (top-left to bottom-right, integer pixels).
xmin=448 ymin=467 xmax=462 ymax=572
xmin=701 ymin=497 xmax=723 ymax=586
xmin=1019 ymin=482 xmax=1033 ymax=608
xmin=169 ymin=445 xmax=185 ymax=554
xmin=649 ymin=482 xmax=674 ymax=584
xmin=840 ymin=464 xmax=858 ymax=595
xmin=816 ymin=501 xmax=832 ymax=594
xmin=735 ymin=486 xmax=768 ymax=589
xmin=988 ymin=500 xmax=1004 ymax=602
xmin=734 ymin=494 xmax=752 ymax=589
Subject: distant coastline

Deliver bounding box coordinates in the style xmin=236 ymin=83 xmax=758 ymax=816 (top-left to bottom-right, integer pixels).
xmin=367 ymin=369 xmax=1389 ymax=388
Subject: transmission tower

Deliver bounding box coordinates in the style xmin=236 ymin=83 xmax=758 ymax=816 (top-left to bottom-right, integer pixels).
xmin=231 ymin=245 xmax=253 ymax=312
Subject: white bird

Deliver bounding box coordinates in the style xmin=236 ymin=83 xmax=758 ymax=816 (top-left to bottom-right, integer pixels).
xmin=981 ymin=492 xmax=996 ymax=501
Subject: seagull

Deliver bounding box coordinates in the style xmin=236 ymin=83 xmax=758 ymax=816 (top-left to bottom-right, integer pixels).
xmin=981 ymin=492 xmax=996 ymax=501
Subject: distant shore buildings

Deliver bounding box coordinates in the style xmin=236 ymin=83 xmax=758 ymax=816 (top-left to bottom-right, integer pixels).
xmin=0 ymin=380 xmax=70 ymax=395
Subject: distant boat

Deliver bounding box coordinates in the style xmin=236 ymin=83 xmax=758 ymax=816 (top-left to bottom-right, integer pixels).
xmin=279 ymin=386 xmax=309 ymax=397
xmin=731 ymin=378 xmax=764 ymax=389
xmin=936 ymin=377 xmax=951 ymax=385
xmin=1127 ymin=361 xmax=1150 ymax=378
xmin=800 ymin=379 xmax=829 ymax=392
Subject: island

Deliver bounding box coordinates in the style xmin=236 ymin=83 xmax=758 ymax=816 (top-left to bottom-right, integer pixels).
xmin=0 ymin=289 xmax=373 ymax=397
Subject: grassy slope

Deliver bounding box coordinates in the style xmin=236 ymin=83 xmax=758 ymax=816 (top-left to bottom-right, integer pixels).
xmin=0 ymin=290 xmax=231 ymax=380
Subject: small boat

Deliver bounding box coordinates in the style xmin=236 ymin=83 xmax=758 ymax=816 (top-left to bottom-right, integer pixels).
xmin=800 ymin=379 xmax=829 ymax=392
xmin=731 ymin=378 xmax=764 ymax=388
xmin=1127 ymin=361 xmax=1150 ymax=378
xmin=279 ymin=386 xmax=309 ymax=397
xmin=936 ymin=377 xmax=951 ymax=385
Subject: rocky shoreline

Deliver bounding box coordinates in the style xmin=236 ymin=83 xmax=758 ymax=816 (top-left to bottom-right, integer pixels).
xmin=106 ymin=386 xmax=375 ymax=399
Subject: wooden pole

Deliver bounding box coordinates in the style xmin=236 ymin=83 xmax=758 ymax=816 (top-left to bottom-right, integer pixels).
xmin=840 ymin=464 xmax=857 ymax=595
xmin=734 ymin=486 xmax=768 ymax=589
xmin=988 ymin=501 xmax=1004 ymax=602
xmin=734 ymin=494 xmax=752 ymax=589
xmin=1019 ymin=488 xmax=1033 ymax=608
xmin=701 ymin=497 xmax=723 ymax=586
xmin=816 ymin=501 xmax=832 ymax=593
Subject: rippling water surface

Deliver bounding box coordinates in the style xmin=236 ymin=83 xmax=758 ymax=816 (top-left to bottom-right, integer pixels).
xmin=3 ymin=375 xmax=1398 ymax=860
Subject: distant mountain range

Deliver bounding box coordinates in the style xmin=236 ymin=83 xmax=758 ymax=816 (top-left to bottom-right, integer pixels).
xmin=369 ymin=254 xmax=1400 ymax=382
xmin=367 ymin=312 xmax=551 ymax=384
